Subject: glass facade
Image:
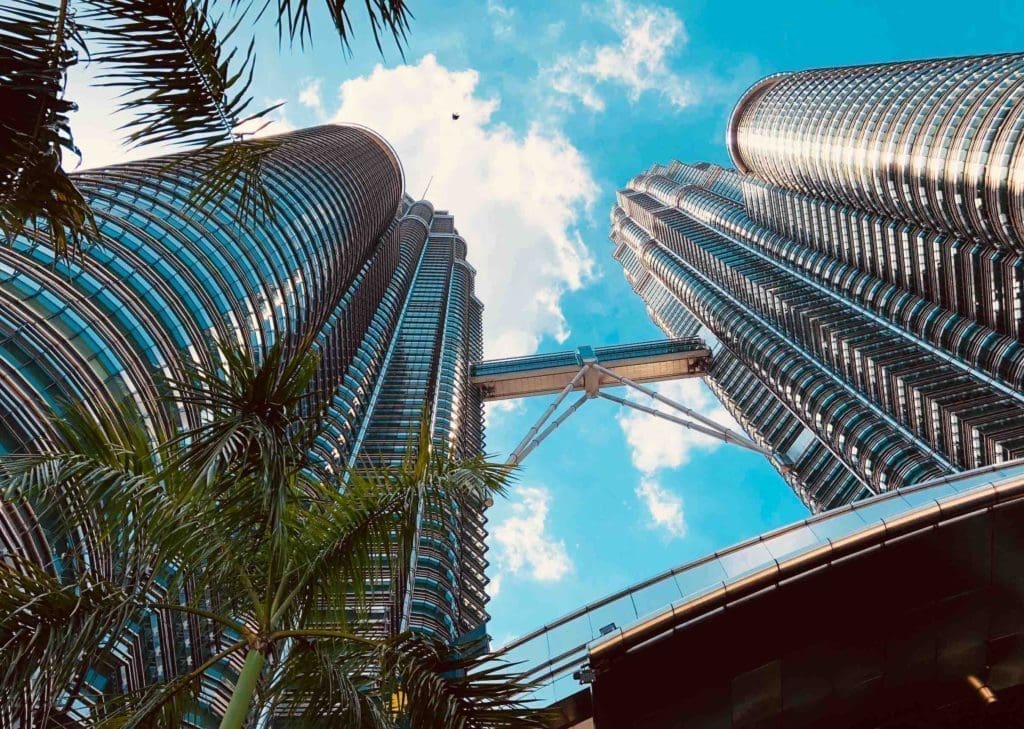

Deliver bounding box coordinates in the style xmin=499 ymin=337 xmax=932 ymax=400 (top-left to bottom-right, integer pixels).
xmin=728 ymin=54 xmax=1024 ymax=254
xmin=0 ymin=126 xmax=489 ymax=723
xmin=613 ymin=54 xmax=1024 ymax=512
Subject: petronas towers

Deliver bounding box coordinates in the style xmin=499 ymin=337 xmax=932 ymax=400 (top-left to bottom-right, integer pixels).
xmin=612 ymin=54 xmax=1024 ymax=511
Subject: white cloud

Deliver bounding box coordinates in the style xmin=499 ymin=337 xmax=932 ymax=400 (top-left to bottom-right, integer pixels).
xmin=484 ymin=398 xmax=525 ymax=432
xmin=543 ymin=0 xmax=694 ymax=112
xmin=491 ymin=486 xmax=572 ymax=581
xmin=617 ymin=378 xmax=738 ymax=474
xmin=487 ymin=572 xmax=503 ymax=599
xmin=636 ymin=478 xmax=686 ymax=538
xmin=234 ymin=99 xmax=296 ymax=138
xmin=487 ymin=0 xmax=516 ymax=37
xmin=329 ymin=54 xmax=598 ymax=357
xmin=544 ymin=22 xmax=566 ymax=41
xmin=298 ymin=78 xmax=323 ymax=113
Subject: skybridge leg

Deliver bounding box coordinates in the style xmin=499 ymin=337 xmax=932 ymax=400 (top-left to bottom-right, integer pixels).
xmin=501 ymin=359 xmax=780 ymax=467
xmin=590 ymin=363 xmax=766 ymax=454
xmin=597 ymin=391 xmax=773 ymax=458
xmin=509 ymin=393 xmax=590 ymax=466
xmin=507 ymin=366 xmax=589 ymax=466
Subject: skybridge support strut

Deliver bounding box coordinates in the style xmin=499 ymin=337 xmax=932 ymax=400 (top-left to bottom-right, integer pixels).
xmin=596 ymin=391 xmax=771 ymax=458
xmin=507 ymin=393 xmax=589 ymax=466
xmin=506 ymin=367 xmax=588 ymax=466
xmin=504 ymin=362 xmax=779 ymax=466
xmin=590 ymin=363 xmax=770 ymax=456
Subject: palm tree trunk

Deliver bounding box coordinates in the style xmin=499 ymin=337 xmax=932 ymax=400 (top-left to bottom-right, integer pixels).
xmin=219 ymin=649 xmax=266 ymax=729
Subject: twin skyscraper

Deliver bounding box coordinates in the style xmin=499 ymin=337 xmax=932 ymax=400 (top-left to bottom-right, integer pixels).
xmin=614 ymin=53 xmax=1024 ymax=511
xmin=3 ymin=53 xmax=1024 ymax=724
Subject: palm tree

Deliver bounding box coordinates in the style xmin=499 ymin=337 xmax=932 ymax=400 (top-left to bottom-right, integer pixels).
xmin=0 ymin=339 xmax=545 ymax=728
xmin=1 ymin=0 xmax=412 ymax=257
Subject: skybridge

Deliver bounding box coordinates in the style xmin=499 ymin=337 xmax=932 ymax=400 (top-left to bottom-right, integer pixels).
xmin=471 ymin=338 xmax=777 ymax=466
xmin=472 ymin=338 xmax=712 ymax=401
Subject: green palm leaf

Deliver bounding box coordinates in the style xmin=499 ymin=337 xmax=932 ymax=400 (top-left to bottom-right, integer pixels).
xmin=277 ymin=476 xmax=399 ymax=631
xmin=0 ymin=0 xmax=96 ymax=257
xmin=82 ymin=0 xmax=282 ymax=226
xmin=83 ymin=0 xmax=271 ymax=150
xmin=162 ymin=338 xmax=323 ymax=545
xmin=383 ymin=633 xmax=549 ymax=729
xmin=0 ymin=401 xmax=222 ymax=593
xmin=181 ymin=137 xmax=281 ymax=227
xmin=93 ymin=639 xmax=245 ymax=729
xmin=271 ymin=0 xmax=411 ymax=53
xmin=0 ymin=554 xmax=138 ymax=726
xmin=0 ymin=339 xmax=541 ymax=727
xmin=261 ymin=637 xmax=386 ymax=726
xmin=0 ymin=398 xmax=259 ymax=725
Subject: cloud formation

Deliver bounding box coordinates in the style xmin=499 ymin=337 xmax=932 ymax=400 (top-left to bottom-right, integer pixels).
xmin=327 ymin=54 xmax=598 ymax=357
xmin=486 ymin=0 xmax=516 ymax=37
xmin=544 ymin=0 xmax=694 ymax=112
xmin=635 ymin=478 xmax=686 ymax=538
xmin=298 ymin=78 xmax=323 ymax=113
xmin=617 ymin=378 xmax=737 ymax=474
xmin=491 ymin=486 xmax=573 ymax=581
xmin=617 ymin=379 xmax=738 ymax=538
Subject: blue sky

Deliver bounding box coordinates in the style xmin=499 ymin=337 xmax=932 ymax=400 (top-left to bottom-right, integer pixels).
xmin=68 ymin=0 xmax=1024 ymax=645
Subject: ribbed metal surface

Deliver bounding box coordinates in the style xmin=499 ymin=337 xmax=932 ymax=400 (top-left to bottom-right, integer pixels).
xmin=728 ymin=54 xmax=1024 ymax=252
xmin=347 ymin=204 xmax=489 ymax=644
xmin=614 ymin=55 xmax=1024 ymax=513
xmin=0 ymin=126 xmax=490 ymax=724
xmin=613 ymin=158 xmax=1024 ymax=508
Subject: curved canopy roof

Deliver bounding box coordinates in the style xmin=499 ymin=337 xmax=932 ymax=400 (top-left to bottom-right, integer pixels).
xmin=492 ymin=460 xmax=1024 ymax=720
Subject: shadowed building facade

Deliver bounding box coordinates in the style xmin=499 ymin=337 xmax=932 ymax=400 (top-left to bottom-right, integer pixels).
xmin=0 ymin=125 xmax=487 ymax=723
xmin=612 ymin=53 xmax=1024 ymax=512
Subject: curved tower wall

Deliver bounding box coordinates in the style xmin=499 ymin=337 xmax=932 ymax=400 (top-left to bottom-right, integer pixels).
xmin=728 ymin=54 xmax=1024 ymax=252
xmin=0 ymin=125 xmax=403 ymax=455
xmin=0 ymin=126 xmax=490 ymax=724
xmin=614 ymin=54 xmax=1024 ymax=512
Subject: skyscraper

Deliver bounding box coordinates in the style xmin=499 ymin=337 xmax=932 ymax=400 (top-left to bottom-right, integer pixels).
xmin=612 ymin=53 xmax=1024 ymax=512
xmin=0 ymin=125 xmax=487 ymax=721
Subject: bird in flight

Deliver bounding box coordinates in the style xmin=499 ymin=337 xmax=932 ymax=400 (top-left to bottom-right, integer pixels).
xmin=452 ymin=112 xmax=460 ymax=120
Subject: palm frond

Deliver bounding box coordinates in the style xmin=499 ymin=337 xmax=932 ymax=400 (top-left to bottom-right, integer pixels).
xmin=383 ymin=633 xmax=549 ymax=729
xmin=0 ymin=399 xmax=269 ymax=725
xmin=0 ymin=555 xmax=139 ymax=726
xmin=0 ymin=0 xmax=96 ymax=257
xmin=271 ymin=0 xmax=411 ymax=53
xmin=166 ymin=338 xmax=320 ymax=481
xmin=93 ymin=638 xmax=246 ymax=729
xmin=0 ymin=399 xmax=240 ymax=609
xmin=324 ymin=413 xmax=515 ymax=637
xmin=179 ymin=137 xmax=282 ymax=229
xmin=277 ymin=474 xmax=410 ymax=630
xmin=163 ymin=339 xmax=323 ymax=543
xmin=393 ymin=407 xmax=514 ymax=504
xmin=261 ymin=637 xmax=386 ymax=727
xmin=3 ymin=402 xmax=195 ymax=582
xmin=82 ymin=0 xmax=272 ymax=150
xmin=81 ymin=0 xmax=286 ymax=227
